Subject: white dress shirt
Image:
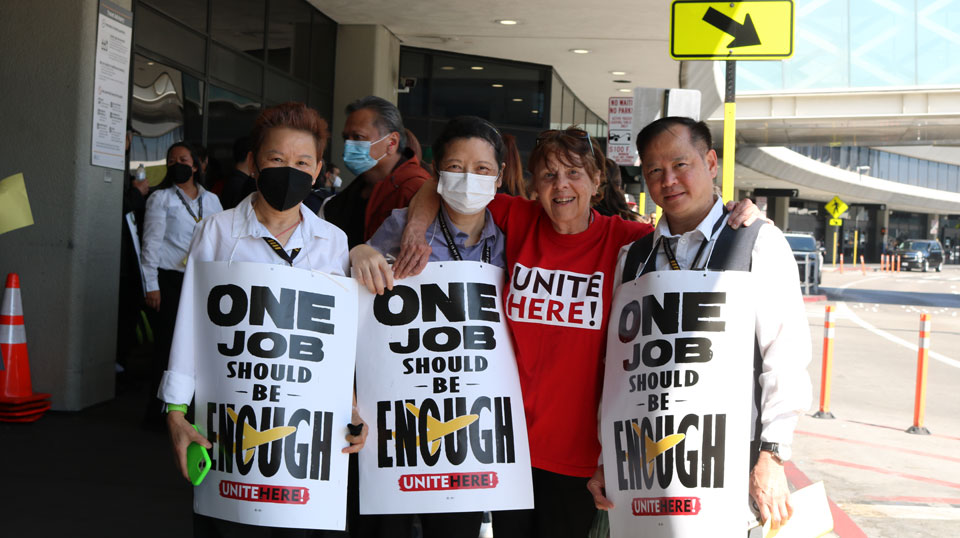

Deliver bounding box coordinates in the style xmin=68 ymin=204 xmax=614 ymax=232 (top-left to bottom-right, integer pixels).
xmin=157 ymin=193 xmax=350 ymax=404
xmin=141 ymin=185 xmax=223 ymax=292
xmin=614 ymin=198 xmax=812 ymax=447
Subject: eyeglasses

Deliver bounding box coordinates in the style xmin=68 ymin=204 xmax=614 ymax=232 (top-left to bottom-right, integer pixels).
xmin=535 ymin=128 xmax=597 ymax=163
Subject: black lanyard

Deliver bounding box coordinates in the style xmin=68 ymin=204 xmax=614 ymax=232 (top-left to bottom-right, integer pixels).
xmin=657 ymin=208 xmax=729 ymax=271
xmin=437 ymin=213 xmax=491 ymax=264
xmin=175 ymin=189 xmax=202 ymax=223
xmin=262 ymin=237 xmax=301 ymax=266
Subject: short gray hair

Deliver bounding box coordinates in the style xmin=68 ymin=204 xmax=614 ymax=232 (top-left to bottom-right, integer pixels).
xmin=346 ymin=96 xmax=407 ymax=153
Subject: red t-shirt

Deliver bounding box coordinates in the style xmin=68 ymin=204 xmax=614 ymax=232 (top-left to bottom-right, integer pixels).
xmin=364 ymin=153 xmax=430 ymax=241
xmin=488 ymin=194 xmax=653 ymax=477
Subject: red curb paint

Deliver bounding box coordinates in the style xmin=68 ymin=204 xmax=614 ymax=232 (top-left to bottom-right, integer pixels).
xmin=867 ymin=496 xmax=960 ymax=505
xmin=795 ymin=430 xmax=960 ymax=464
xmin=816 ymin=459 xmax=960 ymax=490
xmin=803 ymin=295 xmax=828 ymax=303
xmin=783 ymin=462 xmax=868 ymax=538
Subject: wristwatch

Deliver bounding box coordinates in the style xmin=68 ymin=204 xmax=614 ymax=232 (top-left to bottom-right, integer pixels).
xmin=758 ymin=442 xmax=791 ymax=463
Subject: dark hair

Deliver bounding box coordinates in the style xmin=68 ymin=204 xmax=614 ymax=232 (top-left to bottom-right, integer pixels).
xmin=499 ymin=133 xmax=528 ymax=198
xmin=159 ymin=141 xmax=203 ymax=189
xmin=431 ymin=116 xmax=504 ymax=174
xmin=594 ymin=158 xmax=638 ymax=221
xmin=346 ymin=95 xmax=407 ymax=153
xmin=250 ymin=102 xmax=329 ymax=162
xmin=635 ymin=116 xmax=712 ymax=162
xmin=232 ymin=136 xmax=252 ymax=164
xmin=528 ymin=125 xmax=605 ymax=201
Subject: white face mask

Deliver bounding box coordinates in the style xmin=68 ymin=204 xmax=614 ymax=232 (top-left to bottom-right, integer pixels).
xmin=437 ymin=171 xmax=498 ymax=215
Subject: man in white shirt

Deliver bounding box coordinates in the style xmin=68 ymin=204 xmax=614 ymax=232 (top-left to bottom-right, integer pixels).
xmin=597 ymin=117 xmax=812 ymax=531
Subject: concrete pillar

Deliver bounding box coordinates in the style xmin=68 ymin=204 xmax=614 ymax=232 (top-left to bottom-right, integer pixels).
xmin=867 ymin=207 xmax=890 ymax=262
xmin=0 ymin=0 xmax=133 ymax=409
xmin=330 ymin=25 xmax=401 ymax=184
xmin=768 ymin=196 xmax=790 ymax=231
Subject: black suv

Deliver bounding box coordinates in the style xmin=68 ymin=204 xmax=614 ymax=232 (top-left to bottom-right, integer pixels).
xmin=896 ymin=239 xmax=944 ymax=272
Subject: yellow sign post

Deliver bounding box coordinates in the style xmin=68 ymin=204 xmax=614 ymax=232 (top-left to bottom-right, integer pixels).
xmin=671 ymin=1 xmax=796 ymax=204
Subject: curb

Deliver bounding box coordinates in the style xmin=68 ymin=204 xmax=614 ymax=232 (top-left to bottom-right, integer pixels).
xmin=803 ymin=295 xmax=828 ymax=302
xmin=784 ymin=461 xmax=868 ymax=538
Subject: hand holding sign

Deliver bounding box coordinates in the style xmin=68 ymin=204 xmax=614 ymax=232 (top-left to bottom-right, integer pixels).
xmin=350 ymin=244 xmax=395 ymax=295
xmin=587 ymin=465 xmax=615 ymax=511
xmin=749 ymin=452 xmax=793 ymax=530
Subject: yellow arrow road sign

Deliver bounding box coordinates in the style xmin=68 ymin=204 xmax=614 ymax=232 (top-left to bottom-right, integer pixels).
xmin=671 ymin=0 xmax=795 ymax=60
xmin=825 ymin=196 xmax=849 ymax=218
xmin=829 ymin=218 xmax=843 ymax=226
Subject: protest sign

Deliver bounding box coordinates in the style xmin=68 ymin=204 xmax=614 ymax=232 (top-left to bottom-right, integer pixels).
xmin=357 ymin=261 xmax=533 ymax=514
xmin=601 ymin=270 xmax=755 ymax=537
xmin=189 ymin=261 xmax=358 ymax=530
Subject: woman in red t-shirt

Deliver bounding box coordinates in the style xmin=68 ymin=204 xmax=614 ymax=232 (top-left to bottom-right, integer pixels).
xmin=394 ymin=126 xmax=755 ymax=538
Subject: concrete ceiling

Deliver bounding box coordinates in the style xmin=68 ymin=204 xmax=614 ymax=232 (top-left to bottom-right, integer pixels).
xmin=312 ymin=0 xmax=680 ymax=119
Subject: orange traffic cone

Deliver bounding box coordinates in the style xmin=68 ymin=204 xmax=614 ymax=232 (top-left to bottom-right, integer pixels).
xmin=0 ymin=273 xmax=51 ymax=422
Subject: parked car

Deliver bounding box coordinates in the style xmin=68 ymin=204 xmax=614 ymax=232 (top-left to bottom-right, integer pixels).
xmin=784 ymin=233 xmax=822 ymax=293
xmin=895 ymin=239 xmax=944 ymax=272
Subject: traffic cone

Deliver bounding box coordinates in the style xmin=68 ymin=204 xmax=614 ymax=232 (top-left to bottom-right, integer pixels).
xmin=0 ymin=273 xmax=51 ymax=422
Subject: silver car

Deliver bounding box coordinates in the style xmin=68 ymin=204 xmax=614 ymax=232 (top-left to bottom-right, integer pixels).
xmin=784 ymin=233 xmax=822 ymax=294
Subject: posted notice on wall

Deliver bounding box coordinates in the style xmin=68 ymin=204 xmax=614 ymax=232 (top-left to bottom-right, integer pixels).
xmin=600 ymin=270 xmax=755 ymax=537
xmin=356 ymin=262 xmax=533 ymax=514
xmin=608 ymin=96 xmax=637 ymax=166
xmin=188 ymin=261 xmax=358 ymax=530
xmin=91 ymin=0 xmax=133 ymax=170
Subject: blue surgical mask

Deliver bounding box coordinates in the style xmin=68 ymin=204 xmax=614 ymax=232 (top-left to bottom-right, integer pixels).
xmin=342 ymin=134 xmax=389 ymax=176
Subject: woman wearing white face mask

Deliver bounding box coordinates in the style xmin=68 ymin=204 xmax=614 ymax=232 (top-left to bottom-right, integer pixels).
xmin=350 ymin=116 xmax=506 ymax=295
xmin=345 ymin=116 xmax=505 ymax=538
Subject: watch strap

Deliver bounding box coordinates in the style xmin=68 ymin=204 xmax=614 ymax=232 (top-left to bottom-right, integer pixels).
xmin=166 ymin=403 xmax=188 ymax=414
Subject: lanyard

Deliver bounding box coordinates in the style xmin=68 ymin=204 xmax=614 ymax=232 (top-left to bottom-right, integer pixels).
xmin=437 ymin=213 xmax=491 ymax=264
xmin=658 ymin=208 xmax=729 ymax=271
xmin=175 ymin=189 xmax=202 ymax=223
xmin=262 ymin=237 xmax=301 ymax=266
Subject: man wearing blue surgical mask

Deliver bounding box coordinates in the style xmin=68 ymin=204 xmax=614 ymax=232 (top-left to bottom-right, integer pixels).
xmin=322 ymin=95 xmax=430 ymax=247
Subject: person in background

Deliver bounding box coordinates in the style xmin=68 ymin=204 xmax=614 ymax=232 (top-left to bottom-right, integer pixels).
xmin=497 ymin=133 xmax=529 ymax=199
xmin=324 ymin=164 xmax=343 ymax=191
xmin=322 ymin=96 xmax=430 ymax=247
xmin=140 ymin=141 xmax=223 ymax=426
xmin=593 ymin=157 xmax=639 ymax=221
xmin=219 ymin=136 xmax=257 ymax=209
xmin=349 ymin=116 xmax=506 ymax=538
xmin=159 ymin=102 xmax=366 ymax=537
xmin=405 ymin=128 xmax=423 ymax=162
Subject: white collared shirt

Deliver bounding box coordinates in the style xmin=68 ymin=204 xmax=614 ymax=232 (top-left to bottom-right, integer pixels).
xmin=157 ymin=193 xmax=349 ymax=404
xmin=614 ymin=198 xmax=812 ymax=447
xmin=141 ymin=184 xmax=223 ymax=291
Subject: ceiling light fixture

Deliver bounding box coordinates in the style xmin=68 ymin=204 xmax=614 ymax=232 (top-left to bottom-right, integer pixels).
xmin=512 ymin=98 xmax=523 ymax=102
xmin=491 ymin=83 xmax=503 ymax=88
xmin=147 ymin=61 xmax=155 ymax=66
xmin=618 ymin=88 xmax=631 ymax=93
xmin=611 ymin=71 xmax=626 ymax=76
xmin=570 ymin=49 xmax=590 ymax=54
xmin=471 ymin=66 xmax=484 ymax=70
xmin=613 ymin=79 xmax=631 ymax=83
xmin=440 ymin=66 xmax=455 ymax=70
xmin=496 ymin=19 xmax=518 ymax=25
xmin=531 ymin=110 xmax=539 ymax=114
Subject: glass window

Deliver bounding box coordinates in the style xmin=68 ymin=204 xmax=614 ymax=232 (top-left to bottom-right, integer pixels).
xmin=309 ymin=11 xmax=337 ymax=90
xmin=129 ymin=55 xmax=203 ymax=169
xmin=398 ymin=50 xmax=429 ymax=118
xmin=211 ymin=0 xmax=265 ymax=60
xmin=267 ymin=0 xmax=312 ymax=79
xmin=562 ymin=86 xmax=575 ymax=127
xmin=207 ymin=85 xmax=262 ymax=179
xmin=134 ymin=5 xmax=206 ymax=73
xmin=210 ymin=43 xmax=263 ymax=95
xmin=549 ymin=72 xmax=563 ymax=130
xmin=265 ymin=71 xmax=308 ymax=105
xmin=142 ymin=0 xmax=207 ymax=32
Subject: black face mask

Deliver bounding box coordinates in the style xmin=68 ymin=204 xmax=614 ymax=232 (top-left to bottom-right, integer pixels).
xmin=257 ymin=166 xmax=313 ymax=211
xmin=167 ymin=162 xmax=193 ymax=184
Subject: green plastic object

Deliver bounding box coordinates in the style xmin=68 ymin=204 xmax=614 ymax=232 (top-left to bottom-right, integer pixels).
xmin=187 ymin=425 xmax=211 ymax=486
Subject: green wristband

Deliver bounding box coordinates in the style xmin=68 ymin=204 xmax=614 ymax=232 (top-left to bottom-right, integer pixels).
xmin=166 ymin=403 xmax=188 ymax=414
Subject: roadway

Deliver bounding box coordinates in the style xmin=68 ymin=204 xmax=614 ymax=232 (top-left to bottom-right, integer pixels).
xmin=796 ymin=265 xmax=960 ymax=537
